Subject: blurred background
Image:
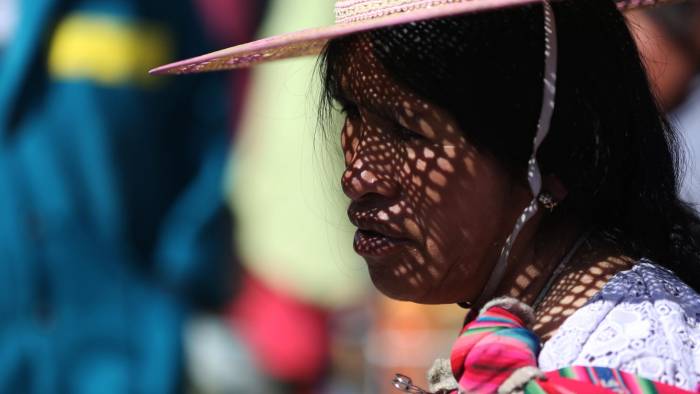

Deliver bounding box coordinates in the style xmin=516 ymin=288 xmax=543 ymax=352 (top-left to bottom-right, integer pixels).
xmin=0 ymin=0 xmax=698 ymax=393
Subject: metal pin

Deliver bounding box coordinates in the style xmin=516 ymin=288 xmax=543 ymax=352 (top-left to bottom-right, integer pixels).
xmin=392 ymin=374 xmax=432 ymax=394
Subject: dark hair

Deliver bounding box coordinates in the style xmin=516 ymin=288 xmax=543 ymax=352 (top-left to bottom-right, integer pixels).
xmin=319 ymin=0 xmax=700 ymax=289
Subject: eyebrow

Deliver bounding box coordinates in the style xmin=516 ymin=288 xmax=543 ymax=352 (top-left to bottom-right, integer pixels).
xmin=334 ymin=85 xmax=420 ymax=124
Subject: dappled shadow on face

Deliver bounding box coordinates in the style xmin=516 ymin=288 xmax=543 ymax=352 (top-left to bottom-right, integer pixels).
xmin=530 ymin=255 xmax=633 ymax=340
xmin=334 ymin=36 xmax=521 ymax=303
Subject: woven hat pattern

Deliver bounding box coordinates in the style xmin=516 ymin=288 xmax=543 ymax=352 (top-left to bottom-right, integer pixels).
xmin=151 ymin=0 xmax=675 ymax=75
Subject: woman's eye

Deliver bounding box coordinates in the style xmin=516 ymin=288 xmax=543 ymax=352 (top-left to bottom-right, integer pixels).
xmin=396 ymin=124 xmax=424 ymax=141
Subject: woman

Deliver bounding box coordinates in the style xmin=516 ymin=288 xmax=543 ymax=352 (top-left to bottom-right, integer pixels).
xmin=152 ymin=0 xmax=700 ymax=392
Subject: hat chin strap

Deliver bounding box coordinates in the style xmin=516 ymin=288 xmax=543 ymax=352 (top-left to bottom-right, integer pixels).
xmin=470 ymin=0 xmax=558 ymax=314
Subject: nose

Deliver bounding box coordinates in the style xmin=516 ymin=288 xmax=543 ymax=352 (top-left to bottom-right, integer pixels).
xmin=341 ymin=133 xmax=400 ymax=202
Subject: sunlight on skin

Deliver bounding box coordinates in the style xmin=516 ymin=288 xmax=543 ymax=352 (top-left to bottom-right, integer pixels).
xmin=333 ymin=35 xmax=632 ymax=339
xmin=336 ymin=36 xmax=534 ymax=304
xmin=532 ymin=254 xmax=633 ymax=340
xmin=500 ymin=253 xmax=634 ymax=340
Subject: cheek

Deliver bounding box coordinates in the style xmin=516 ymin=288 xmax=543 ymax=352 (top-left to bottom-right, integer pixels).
xmin=444 ymin=152 xmax=512 ymax=251
xmin=403 ymin=144 xmax=510 ymax=234
xmin=341 ymin=117 xmax=360 ymax=166
xmin=406 ymin=149 xmax=513 ymax=301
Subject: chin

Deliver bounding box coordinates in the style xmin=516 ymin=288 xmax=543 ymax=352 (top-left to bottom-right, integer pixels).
xmin=366 ymin=263 xmax=448 ymax=304
xmin=365 ymin=258 xmax=480 ymax=305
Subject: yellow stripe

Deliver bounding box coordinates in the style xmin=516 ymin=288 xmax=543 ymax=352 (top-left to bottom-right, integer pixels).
xmin=48 ymin=14 xmax=173 ymax=86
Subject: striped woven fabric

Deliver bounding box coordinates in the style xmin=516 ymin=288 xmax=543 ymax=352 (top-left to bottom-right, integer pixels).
xmin=448 ymin=304 xmax=698 ymax=394
xmin=450 ymin=306 xmax=541 ymax=393
xmin=526 ymin=366 xmax=697 ymax=394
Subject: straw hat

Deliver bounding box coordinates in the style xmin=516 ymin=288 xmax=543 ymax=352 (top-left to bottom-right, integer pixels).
xmin=150 ymin=0 xmax=671 ymax=75
xmin=150 ymin=0 xmax=681 ymax=321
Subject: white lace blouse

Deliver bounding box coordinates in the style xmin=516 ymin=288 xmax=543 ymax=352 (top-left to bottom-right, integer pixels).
xmin=538 ymin=261 xmax=700 ymax=391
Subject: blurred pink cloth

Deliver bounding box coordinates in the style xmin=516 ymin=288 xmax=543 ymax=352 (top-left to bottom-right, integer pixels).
xmin=196 ymin=0 xmax=259 ymax=45
xmin=227 ymin=272 xmax=330 ymax=384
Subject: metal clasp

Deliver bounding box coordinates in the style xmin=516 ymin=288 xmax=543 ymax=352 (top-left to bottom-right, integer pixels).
xmin=392 ymin=374 xmax=432 ymax=394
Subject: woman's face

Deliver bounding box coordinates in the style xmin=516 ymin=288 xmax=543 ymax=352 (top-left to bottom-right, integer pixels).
xmin=338 ymin=38 xmax=532 ymax=304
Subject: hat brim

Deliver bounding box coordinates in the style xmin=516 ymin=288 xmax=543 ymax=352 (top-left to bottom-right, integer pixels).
xmin=150 ymin=0 xmax=670 ymax=75
xmin=150 ymin=0 xmax=549 ymax=75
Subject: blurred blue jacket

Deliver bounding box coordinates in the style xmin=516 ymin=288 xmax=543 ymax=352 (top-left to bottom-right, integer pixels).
xmin=0 ymin=0 xmax=244 ymax=392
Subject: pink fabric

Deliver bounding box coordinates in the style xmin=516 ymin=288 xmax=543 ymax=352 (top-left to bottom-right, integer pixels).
xmin=450 ymin=306 xmax=540 ymax=393
xmin=227 ymin=273 xmax=330 ymax=383
xmin=447 ymin=304 xmax=698 ymax=393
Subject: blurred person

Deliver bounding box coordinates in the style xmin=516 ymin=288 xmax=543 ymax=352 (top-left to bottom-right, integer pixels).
xmin=627 ymin=2 xmax=700 ymax=111
xmin=223 ymin=0 xmax=369 ymax=392
xmin=0 ymin=0 xmax=261 ymax=393
xmin=155 ymin=0 xmax=700 ymax=393
xmin=628 ymin=2 xmax=700 ymax=213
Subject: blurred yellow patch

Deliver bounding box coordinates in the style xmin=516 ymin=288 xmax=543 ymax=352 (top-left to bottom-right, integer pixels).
xmin=48 ymin=14 xmax=173 ymax=86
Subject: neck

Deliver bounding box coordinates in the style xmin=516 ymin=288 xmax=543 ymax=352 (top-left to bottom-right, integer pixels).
xmin=493 ymin=210 xmax=583 ymax=308
xmin=466 ymin=211 xmax=632 ymax=339
xmin=531 ymin=244 xmax=634 ymax=340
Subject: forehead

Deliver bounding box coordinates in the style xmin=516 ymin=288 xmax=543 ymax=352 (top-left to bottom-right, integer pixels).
xmin=335 ymin=36 xmax=470 ymax=149
xmin=335 ymin=35 xmax=428 ymax=112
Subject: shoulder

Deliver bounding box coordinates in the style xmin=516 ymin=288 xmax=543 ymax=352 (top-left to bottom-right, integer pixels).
xmin=539 ymin=260 xmax=700 ymax=391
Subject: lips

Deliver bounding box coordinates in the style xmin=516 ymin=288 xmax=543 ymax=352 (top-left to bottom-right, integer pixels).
xmin=348 ymin=205 xmax=412 ymax=258
xmin=353 ymin=229 xmax=409 ymax=257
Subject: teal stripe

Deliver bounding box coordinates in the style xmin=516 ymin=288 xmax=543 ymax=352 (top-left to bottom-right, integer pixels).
xmin=585 ymin=366 xmax=598 ymax=385
xmin=524 ymin=380 xmax=547 ymax=394
xmin=498 ymin=329 xmax=540 ymax=351
xmin=559 ymin=367 xmax=577 ymax=379
xmin=637 ymin=377 xmax=659 ymax=394
xmin=459 ymin=326 xmax=500 ymax=337
xmin=478 ymin=316 xmax=515 ymax=324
